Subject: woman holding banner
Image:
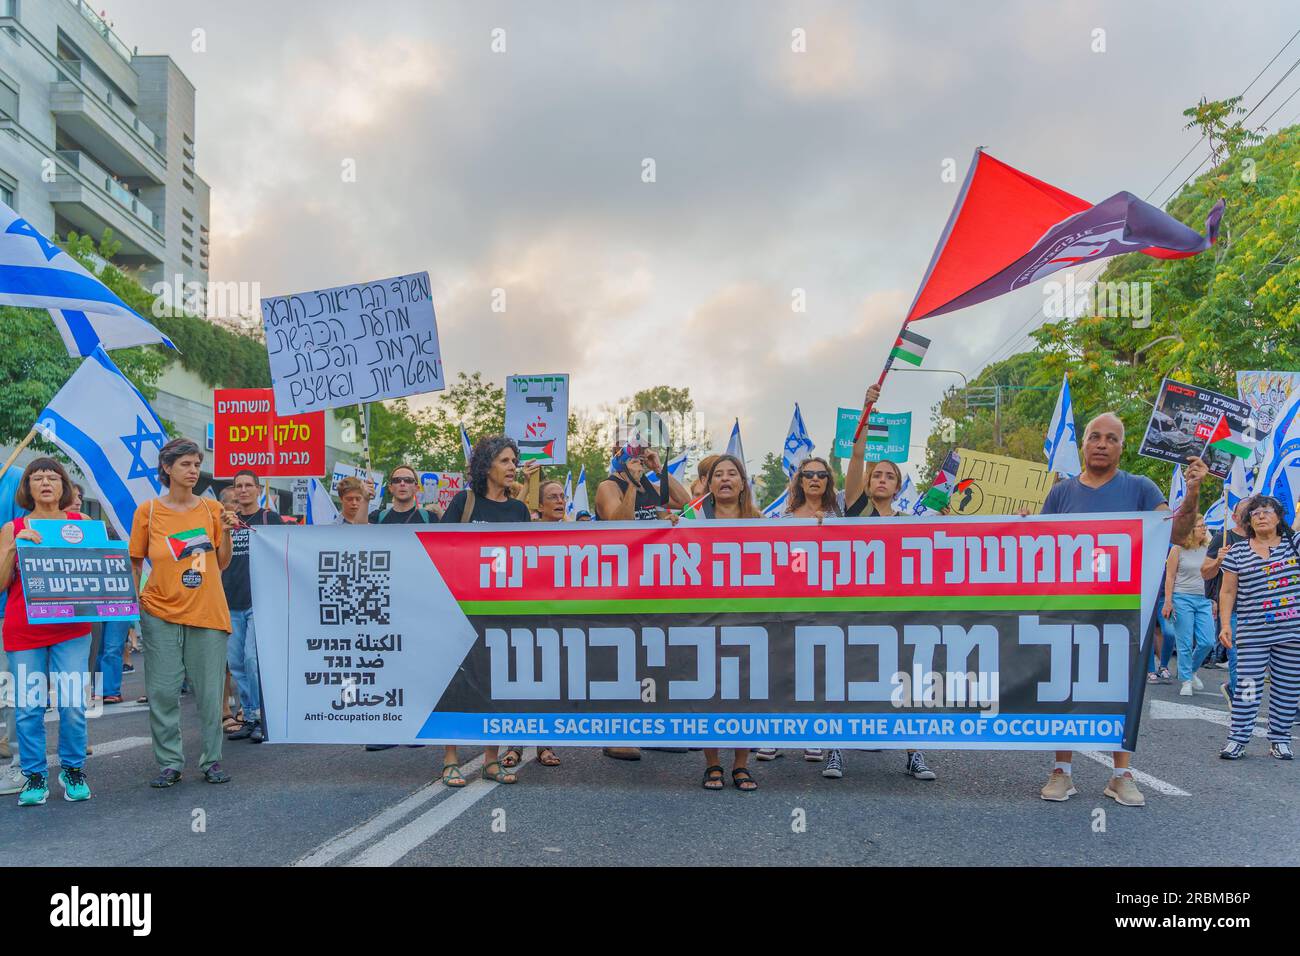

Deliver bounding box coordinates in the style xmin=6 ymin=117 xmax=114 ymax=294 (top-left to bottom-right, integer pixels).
xmin=501 ymin=479 xmax=566 ymax=770
xmin=696 ymin=455 xmax=763 ymax=791
xmin=0 ymin=458 xmax=94 ymax=806
xmin=130 ymin=438 xmax=237 ymax=788
xmin=440 ymin=436 xmax=532 ymax=786
xmin=822 ymin=457 xmax=938 ymax=783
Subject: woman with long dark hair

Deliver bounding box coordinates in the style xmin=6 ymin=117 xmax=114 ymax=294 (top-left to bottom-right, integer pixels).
xmin=695 ymin=454 xmax=761 ymax=790
xmin=0 ymin=459 xmax=93 ymax=805
xmin=440 ymin=436 xmax=532 ymax=786
xmin=1217 ymin=494 xmax=1300 ymax=760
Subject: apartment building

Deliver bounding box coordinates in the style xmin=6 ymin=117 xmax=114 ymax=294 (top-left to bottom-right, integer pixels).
xmin=0 ymin=0 xmax=210 ymax=299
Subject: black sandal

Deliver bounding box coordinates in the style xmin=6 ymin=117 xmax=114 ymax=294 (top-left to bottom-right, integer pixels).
xmin=731 ymin=767 xmax=758 ymax=792
xmin=537 ymin=747 xmax=561 ymax=767
xmin=702 ymin=765 xmax=725 ymax=790
xmin=501 ymin=746 xmax=524 ymax=768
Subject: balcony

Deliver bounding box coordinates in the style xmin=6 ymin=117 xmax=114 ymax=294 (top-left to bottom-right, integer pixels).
xmin=63 ymin=0 xmax=133 ymax=65
xmin=48 ymin=150 xmax=165 ymax=266
xmin=50 ymin=59 xmax=165 ymax=183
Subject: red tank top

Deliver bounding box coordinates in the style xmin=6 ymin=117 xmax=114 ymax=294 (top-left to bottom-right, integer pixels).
xmin=3 ymin=514 xmax=93 ymax=652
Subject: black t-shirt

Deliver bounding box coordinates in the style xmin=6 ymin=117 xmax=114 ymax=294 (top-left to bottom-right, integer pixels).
xmin=221 ymin=508 xmax=280 ymax=611
xmin=440 ymin=490 xmax=531 ymax=524
xmin=369 ymin=505 xmax=434 ymax=524
xmin=599 ymin=474 xmax=665 ymax=521
xmin=1204 ymin=528 xmax=1246 ymax=602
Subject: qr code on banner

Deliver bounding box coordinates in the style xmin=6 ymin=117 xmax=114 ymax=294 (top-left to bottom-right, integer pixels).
xmin=317 ymin=550 xmax=391 ymax=626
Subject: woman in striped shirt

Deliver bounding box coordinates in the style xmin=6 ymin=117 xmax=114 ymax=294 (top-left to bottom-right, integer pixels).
xmin=1217 ymin=495 xmax=1300 ymax=760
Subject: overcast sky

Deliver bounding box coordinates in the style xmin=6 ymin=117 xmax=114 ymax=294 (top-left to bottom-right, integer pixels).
xmin=105 ymin=0 xmax=1300 ymax=468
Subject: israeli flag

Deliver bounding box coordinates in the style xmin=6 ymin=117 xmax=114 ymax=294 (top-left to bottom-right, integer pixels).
xmin=563 ymin=471 xmax=574 ymax=519
xmin=35 ymin=346 xmax=167 ymax=538
xmin=781 ymin=403 xmax=814 ymax=477
xmin=1252 ymin=389 xmax=1300 ymax=523
xmin=893 ymin=472 xmax=920 ymax=515
xmin=1168 ymin=466 xmax=1187 ymax=514
xmin=1043 ymin=373 xmax=1081 ymax=476
xmin=305 ymin=477 xmax=340 ymax=525
xmin=762 ymin=488 xmax=790 ymax=517
xmin=571 ymin=465 xmax=589 ymax=516
xmin=460 ymin=424 xmax=473 ymax=468
xmin=0 ymin=201 xmax=175 ymax=356
xmin=666 ymin=451 xmax=689 ymax=484
xmin=1203 ymin=497 xmax=1226 ymax=532
xmin=1226 ymin=456 xmax=1250 ymax=512
xmin=724 ymin=419 xmax=759 ymax=508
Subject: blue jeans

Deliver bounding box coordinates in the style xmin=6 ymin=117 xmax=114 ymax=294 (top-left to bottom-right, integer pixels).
xmin=9 ymin=634 xmax=91 ymax=776
xmin=1150 ymin=613 xmax=1176 ymax=672
xmin=1228 ymin=612 xmax=1238 ymax=692
xmin=1171 ymin=592 xmax=1215 ymax=681
xmin=96 ymin=621 xmax=130 ymax=698
xmin=228 ymin=609 xmax=261 ymax=719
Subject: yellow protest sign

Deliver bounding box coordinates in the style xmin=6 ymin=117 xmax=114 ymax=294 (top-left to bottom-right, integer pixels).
xmin=952 ymin=448 xmax=1056 ymax=515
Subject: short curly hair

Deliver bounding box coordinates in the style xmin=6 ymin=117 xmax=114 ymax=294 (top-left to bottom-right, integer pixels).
xmin=469 ymin=435 xmax=521 ymax=497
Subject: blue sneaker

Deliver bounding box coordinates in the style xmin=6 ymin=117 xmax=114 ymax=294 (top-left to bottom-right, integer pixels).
xmin=59 ymin=767 xmax=91 ymax=801
xmin=18 ymin=772 xmax=48 ymax=806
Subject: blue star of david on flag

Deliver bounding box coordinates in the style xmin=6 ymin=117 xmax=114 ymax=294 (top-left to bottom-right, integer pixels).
xmin=5 ymin=217 xmax=63 ymax=261
xmin=121 ymin=416 xmax=165 ymax=493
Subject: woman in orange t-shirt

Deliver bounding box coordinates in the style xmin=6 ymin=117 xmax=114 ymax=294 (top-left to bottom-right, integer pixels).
xmin=129 ymin=438 xmax=236 ymax=788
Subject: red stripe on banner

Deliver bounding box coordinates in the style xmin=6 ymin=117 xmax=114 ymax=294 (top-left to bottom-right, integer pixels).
xmin=416 ymin=518 xmax=1146 ymax=602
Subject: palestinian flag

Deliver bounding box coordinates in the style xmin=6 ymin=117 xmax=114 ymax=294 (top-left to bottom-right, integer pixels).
xmin=866 ymin=420 xmax=890 ymax=444
xmin=920 ymin=450 xmax=961 ymax=511
xmin=679 ymin=493 xmax=710 ymax=520
xmin=166 ymin=527 xmax=213 ymax=561
xmin=518 ymin=439 xmax=555 ymax=462
xmin=890 ymin=328 xmax=931 ymax=367
xmin=1206 ymin=414 xmax=1253 ymax=460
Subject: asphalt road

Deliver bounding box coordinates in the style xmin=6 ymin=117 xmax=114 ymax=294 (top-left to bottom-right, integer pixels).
xmin=2 ymin=663 xmax=1295 ymax=867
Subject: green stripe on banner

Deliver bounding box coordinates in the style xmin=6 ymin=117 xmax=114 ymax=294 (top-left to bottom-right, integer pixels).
xmin=458 ymin=594 xmax=1140 ymax=615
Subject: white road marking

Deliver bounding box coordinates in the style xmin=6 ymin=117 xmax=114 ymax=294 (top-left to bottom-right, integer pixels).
xmin=1077 ymin=751 xmax=1191 ymax=796
xmin=50 ymin=735 xmax=150 ymax=768
xmin=37 ymin=701 xmax=152 ymax=723
xmin=1149 ymin=698 xmax=1267 ymax=738
xmin=347 ymin=750 xmax=536 ymax=867
xmin=291 ymin=753 xmax=486 ymax=867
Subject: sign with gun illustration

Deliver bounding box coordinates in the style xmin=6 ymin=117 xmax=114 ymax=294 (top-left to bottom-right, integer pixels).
xmin=504 ymin=373 xmax=569 ymax=465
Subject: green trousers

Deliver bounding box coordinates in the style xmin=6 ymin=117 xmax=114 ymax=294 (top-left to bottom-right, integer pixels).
xmin=140 ymin=610 xmax=228 ymax=773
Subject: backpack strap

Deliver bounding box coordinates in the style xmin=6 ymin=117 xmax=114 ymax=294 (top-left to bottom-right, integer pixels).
xmin=460 ymin=490 xmax=476 ymax=523
xmin=378 ymin=507 xmax=391 ymax=524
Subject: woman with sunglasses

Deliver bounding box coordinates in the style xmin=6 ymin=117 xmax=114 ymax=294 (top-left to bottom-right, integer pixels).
xmin=501 ymin=479 xmax=566 ymax=771
xmin=1217 ymin=495 xmax=1300 ymax=760
xmin=754 ymin=454 xmax=844 ymax=764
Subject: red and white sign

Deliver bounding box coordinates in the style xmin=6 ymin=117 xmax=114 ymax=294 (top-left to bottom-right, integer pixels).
xmin=213 ymin=388 xmax=325 ymax=478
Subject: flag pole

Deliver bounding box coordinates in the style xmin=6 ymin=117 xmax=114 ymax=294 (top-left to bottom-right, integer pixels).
xmin=0 ymin=427 xmax=37 ymax=480
xmin=852 ymin=317 xmax=912 ymax=442
xmin=356 ymin=402 xmax=372 ymax=474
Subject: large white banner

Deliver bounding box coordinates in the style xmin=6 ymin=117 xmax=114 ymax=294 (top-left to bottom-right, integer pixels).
xmin=504 ymin=373 xmax=568 ymax=465
xmin=1237 ymin=370 xmax=1300 ymax=473
xmin=260 ymin=271 xmax=445 ymax=415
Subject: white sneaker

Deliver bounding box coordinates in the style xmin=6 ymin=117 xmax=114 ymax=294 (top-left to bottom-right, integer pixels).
xmin=1179 ymin=680 xmax=1194 ymax=696
xmin=1191 ymin=674 xmax=1204 ymax=691
xmin=755 ymin=748 xmax=782 ymax=761
xmin=0 ymin=761 xmax=24 ymax=796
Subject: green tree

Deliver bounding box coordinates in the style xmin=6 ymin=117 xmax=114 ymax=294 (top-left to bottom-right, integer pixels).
xmin=755 ymin=451 xmax=788 ymax=508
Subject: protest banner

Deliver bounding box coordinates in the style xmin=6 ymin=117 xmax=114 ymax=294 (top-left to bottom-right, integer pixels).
xmin=1138 ymin=378 xmax=1253 ymax=479
xmin=1237 ymin=370 xmax=1300 ymax=473
xmin=252 ymin=514 xmax=1169 ymax=750
xmin=260 ymin=271 xmax=444 ymax=416
xmin=418 ymin=471 xmax=464 ymax=511
xmin=16 ymin=519 xmax=138 ymax=624
xmin=505 ymin=374 xmax=569 ymax=464
xmin=952 ymin=448 xmax=1055 ymax=516
xmin=213 ymin=388 xmax=325 ymax=478
xmin=834 ymin=409 xmax=910 ymax=461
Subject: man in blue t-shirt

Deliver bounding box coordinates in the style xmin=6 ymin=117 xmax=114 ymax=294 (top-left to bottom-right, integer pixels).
xmin=1036 ymin=412 xmax=1205 ymax=808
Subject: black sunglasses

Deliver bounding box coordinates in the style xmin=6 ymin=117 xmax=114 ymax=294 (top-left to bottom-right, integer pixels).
xmin=390 ymin=476 xmax=417 ymax=485
xmin=801 ymin=470 xmax=830 ymax=480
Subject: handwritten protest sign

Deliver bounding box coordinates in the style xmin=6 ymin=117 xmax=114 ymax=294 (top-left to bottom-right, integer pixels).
xmin=330 ymin=462 xmax=385 ymax=514
xmin=1139 ymin=378 xmax=1253 ymax=479
xmin=260 ymin=271 xmax=445 ymax=416
xmin=16 ymin=520 xmax=138 ymax=624
xmin=213 ymin=388 xmax=325 ymax=478
xmin=1237 ymin=370 xmax=1300 ymax=473
xmin=952 ymin=448 xmax=1055 ymax=516
xmin=505 ymin=374 xmax=569 ymax=464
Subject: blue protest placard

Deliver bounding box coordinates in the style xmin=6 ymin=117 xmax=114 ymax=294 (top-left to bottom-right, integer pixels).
xmin=834 ymin=409 xmax=911 ymax=462
xmin=15 ymin=519 xmax=139 ymax=624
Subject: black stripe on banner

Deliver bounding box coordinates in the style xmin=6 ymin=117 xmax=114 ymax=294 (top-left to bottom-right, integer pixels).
xmin=898 ymin=327 xmax=932 ymax=349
